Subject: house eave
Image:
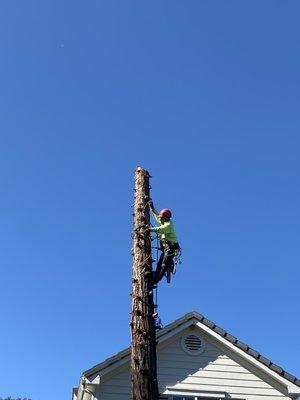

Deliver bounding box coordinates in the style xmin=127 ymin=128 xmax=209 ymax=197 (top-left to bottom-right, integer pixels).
xmin=81 ymin=311 xmax=300 ymax=391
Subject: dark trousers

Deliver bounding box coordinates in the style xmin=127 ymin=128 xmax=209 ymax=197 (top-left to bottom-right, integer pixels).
xmin=154 ymin=241 xmax=180 ymax=283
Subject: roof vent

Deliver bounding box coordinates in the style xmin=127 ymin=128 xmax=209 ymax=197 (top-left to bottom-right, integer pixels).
xmin=181 ymin=333 xmax=205 ymax=355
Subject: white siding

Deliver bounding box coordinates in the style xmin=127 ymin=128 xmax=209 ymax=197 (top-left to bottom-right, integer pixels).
xmin=96 ymin=327 xmax=291 ymax=400
xmin=97 ymin=369 xmax=130 ymax=399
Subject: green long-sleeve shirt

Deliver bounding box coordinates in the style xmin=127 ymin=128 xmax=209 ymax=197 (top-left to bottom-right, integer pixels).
xmin=149 ymin=209 xmax=178 ymax=244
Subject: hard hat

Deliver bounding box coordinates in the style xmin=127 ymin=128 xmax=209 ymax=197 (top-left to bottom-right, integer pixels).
xmin=159 ymin=208 xmax=172 ymax=219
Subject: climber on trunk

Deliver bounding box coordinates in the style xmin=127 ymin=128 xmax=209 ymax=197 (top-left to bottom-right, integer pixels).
xmin=147 ymin=201 xmax=180 ymax=284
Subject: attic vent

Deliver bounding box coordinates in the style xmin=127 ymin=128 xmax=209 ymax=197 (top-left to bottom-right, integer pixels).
xmin=181 ymin=333 xmax=205 ymax=355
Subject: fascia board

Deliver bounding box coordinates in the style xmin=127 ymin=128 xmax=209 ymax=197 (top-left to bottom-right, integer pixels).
xmin=195 ymin=321 xmax=300 ymax=395
xmin=90 ymin=356 xmax=130 ymax=380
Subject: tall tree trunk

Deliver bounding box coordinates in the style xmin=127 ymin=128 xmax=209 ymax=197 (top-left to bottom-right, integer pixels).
xmin=131 ymin=167 xmax=159 ymax=400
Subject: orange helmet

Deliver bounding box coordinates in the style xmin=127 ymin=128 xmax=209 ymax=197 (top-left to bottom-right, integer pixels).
xmin=159 ymin=208 xmax=172 ymax=219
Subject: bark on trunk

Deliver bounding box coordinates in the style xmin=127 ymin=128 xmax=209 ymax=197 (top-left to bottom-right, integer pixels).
xmin=130 ymin=167 xmax=159 ymax=400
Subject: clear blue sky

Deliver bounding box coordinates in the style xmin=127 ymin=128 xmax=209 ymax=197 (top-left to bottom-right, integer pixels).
xmin=0 ymin=2 xmax=299 ymax=399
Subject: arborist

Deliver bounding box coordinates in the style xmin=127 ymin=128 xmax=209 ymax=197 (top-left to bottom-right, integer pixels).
xmin=147 ymin=200 xmax=181 ymax=284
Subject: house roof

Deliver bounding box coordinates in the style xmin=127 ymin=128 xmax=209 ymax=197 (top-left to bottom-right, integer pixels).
xmin=83 ymin=311 xmax=300 ymax=388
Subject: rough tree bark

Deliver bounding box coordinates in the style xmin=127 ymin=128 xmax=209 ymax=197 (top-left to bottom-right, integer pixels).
xmin=130 ymin=167 xmax=159 ymax=400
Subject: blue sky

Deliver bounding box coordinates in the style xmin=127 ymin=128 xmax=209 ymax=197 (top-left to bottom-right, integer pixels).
xmin=0 ymin=1 xmax=300 ymax=399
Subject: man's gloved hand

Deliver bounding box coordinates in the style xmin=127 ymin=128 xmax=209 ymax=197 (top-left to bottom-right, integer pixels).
xmin=148 ymin=200 xmax=154 ymax=210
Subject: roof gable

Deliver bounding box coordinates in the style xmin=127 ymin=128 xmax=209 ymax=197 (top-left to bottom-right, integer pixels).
xmin=83 ymin=311 xmax=300 ymax=394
